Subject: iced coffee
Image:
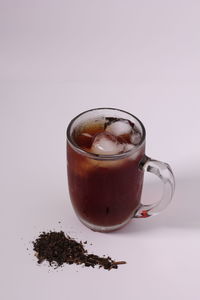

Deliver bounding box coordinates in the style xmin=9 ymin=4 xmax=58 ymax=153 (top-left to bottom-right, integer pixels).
xmin=67 ymin=109 xmax=145 ymax=231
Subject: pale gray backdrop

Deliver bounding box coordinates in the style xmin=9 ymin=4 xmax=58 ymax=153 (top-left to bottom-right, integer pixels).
xmin=0 ymin=1 xmax=200 ymax=299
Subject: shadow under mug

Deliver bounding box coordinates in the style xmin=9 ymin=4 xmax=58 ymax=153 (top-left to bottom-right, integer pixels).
xmin=67 ymin=108 xmax=175 ymax=232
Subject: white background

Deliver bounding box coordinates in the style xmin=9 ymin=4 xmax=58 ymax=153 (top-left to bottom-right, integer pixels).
xmin=1 ymin=1 xmax=200 ymax=299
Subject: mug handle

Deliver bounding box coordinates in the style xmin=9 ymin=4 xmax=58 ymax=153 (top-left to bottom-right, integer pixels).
xmin=134 ymin=156 xmax=175 ymax=218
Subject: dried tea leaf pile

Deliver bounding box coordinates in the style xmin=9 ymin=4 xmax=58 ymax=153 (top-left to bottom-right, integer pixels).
xmin=33 ymin=231 xmax=126 ymax=270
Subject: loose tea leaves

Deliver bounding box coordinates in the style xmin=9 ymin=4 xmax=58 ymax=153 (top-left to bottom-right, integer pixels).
xmin=33 ymin=231 xmax=126 ymax=270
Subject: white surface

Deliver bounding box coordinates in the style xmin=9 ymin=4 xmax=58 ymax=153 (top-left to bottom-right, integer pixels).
xmin=0 ymin=1 xmax=200 ymax=299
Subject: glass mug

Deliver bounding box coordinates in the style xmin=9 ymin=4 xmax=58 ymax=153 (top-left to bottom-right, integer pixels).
xmin=66 ymin=108 xmax=175 ymax=232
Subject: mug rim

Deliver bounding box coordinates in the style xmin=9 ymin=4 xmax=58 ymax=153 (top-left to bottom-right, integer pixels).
xmin=67 ymin=107 xmax=146 ymax=160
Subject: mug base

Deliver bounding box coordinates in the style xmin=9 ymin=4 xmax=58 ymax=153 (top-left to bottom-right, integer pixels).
xmin=78 ymin=216 xmax=131 ymax=233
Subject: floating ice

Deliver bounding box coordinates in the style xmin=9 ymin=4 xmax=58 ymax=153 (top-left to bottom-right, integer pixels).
xmin=130 ymin=131 xmax=141 ymax=145
xmin=124 ymin=144 xmax=134 ymax=152
xmin=106 ymin=120 xmax=132 ymax=136
xmin=91 ymin=132 xmax=124 ymax=155
xmin=80 ymin=132 xmax=92 ymax=138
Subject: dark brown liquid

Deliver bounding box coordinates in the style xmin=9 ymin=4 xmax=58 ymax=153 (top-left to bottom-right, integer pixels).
xmin=67 ymin=119 xmax=145 ymax=228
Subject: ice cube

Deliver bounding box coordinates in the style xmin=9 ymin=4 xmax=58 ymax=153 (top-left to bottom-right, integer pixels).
xmin=125 ymin=144 xmax=134 ymax=152
xmin=91 ymin=132 xmax=124 ymax=155
xmin=130 ymin=131 xmax=141 ymax=145
xmin=106 ymin=120 xmax=132 ymax=136
xmin=81 ymin=133 xmax=92 ymax=138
